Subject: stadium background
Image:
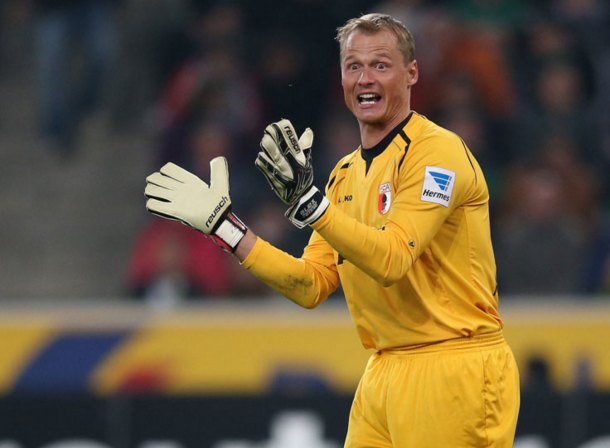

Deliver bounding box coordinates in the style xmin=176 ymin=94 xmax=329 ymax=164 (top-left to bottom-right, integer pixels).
xmin=0 ymin=0 xmax=609 ymax=447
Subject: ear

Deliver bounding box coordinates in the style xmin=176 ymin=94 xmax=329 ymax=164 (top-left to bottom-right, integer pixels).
xmin=407 ymin=60 xmax=419 ymax=87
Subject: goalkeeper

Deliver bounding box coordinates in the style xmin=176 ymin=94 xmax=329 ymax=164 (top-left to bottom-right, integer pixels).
xmin=145 ymin=13 xmax=520 ymax=448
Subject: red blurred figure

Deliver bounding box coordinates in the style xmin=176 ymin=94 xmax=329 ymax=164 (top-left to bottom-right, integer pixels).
xmin=127 ymin=218 xmax=232 ymax=304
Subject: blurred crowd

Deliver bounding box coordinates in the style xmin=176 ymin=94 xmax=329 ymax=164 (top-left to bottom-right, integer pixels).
xmin=8 ymin=0 xmax=610 ymax=302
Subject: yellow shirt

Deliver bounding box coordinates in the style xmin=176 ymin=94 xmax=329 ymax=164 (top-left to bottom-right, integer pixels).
xmin=243 ymin=112 xmax=503 ymax=350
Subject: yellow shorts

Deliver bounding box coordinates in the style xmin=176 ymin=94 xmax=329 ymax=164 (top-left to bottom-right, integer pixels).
xmin=345 ymin=331 xmax=520 ymax=448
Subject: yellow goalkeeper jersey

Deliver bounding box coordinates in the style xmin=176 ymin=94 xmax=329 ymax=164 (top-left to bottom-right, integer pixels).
xmin=243 ymin=111 xmax=503 ymax=350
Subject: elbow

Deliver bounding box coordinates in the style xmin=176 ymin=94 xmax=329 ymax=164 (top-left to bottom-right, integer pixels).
xmin=367 ymin=235 xmax=414 ymax=287
xmin=373 ymin=253 xmax=413 ymax=287
xmin=300 ymin=300 xmax=322 ymax=310
xmin=303 ymin=290 xmax=330 ymax=309
xmin=290 ymin=291 xmax=327 ymax=310
xmin=376 ymin=273 xmax=401 ymax=288
xmin=365 ymin=265 xmax=403 ymax=287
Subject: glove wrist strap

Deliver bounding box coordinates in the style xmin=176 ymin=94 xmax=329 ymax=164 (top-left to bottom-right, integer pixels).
xmin=286 ymin=186 xmax=329 ymax=229
xmin=211 ymin=211 xmax=248 ymax=253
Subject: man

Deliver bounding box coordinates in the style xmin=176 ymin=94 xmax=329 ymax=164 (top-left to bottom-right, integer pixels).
xmin=145 ymin=13 xmax=520 ymax=448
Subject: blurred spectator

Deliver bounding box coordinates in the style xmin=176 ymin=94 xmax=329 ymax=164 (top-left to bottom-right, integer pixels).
xmin=108 ymin=0 xmax=190 ymax=130
xmin=245 ymin=0 xmax=344 ymax=132
xmin=542 ymin=0 xmax=610 ymax=201
xmin=512 ymin=59 xmax=598 ymax=167
xmin=159 ymin=115 xmax=235 ymax=178
xmin=495 ymin=162 xmax=592 ymax=296
xmin=550 ymin=0 xmax=610 ymax=59
xmin=537 ymin=134 xmax=600 ymax=229
xmin=392 ymin=7 xmax=516 ymax=120
xmin=449 ymin=0 xmax=524 ymax=114
xmin=496 ymin=131 xmax=604 ymax=296
xmin=151 ymin=1 xmax=267 ymax=226
xmin=156 ymin=3 xmax=263 ymax=167
xmin=256 ymin=31 xmax=327 ymax=133
xmin=442 ymin=23 xmax=516 ymax=120
xmin=33 ymin=0 xmax=118 ymax=158
xmin=451 ymin=0 xmax=524 ymax=34
xmin=548 ymin=0 xmax=610 ymax=171
xmin=127 ymin=218 xmax=233 ymax=304
xmin=189 ymin=119 xmax=235 ymax=175
xmin=159 ymin=48 xmax=263 ymax=145
xmin=514 ymin=16 xmax=596 ymax=109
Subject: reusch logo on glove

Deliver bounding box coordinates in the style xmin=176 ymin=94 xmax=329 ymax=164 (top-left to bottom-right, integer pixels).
xmin=206 ymin=196 xmax=229 ymax=228
xmin=284 ymin=126 xmax=301 ymax=153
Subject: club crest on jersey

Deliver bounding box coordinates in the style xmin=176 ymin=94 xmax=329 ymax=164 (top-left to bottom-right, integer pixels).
xmin=421 ymin=166 xmax=456 ymax=207
xmin=378 ymin=182 xmax=392 ymax=214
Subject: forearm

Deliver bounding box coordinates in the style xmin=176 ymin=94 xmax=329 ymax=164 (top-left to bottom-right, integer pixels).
xmin=239 ymin=236 xmax=335 ymax=309
xmin=311 ymin=204 xmax=415 ymax=286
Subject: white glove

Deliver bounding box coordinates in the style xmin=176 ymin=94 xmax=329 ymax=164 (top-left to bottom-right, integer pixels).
xmin=145 ymin=158 xmax=247 ymax=253
xmin=255 ymin=119 xmax=329 ymax=228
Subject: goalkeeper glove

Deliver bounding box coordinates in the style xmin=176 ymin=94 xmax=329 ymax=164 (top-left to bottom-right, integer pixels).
xmin=255 ymin=119 xmax=329 ymax=229
xmin=145 ymin=158 xmax=247 ymax=253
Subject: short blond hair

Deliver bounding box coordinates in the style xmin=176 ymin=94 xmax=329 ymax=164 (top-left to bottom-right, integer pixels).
xmin=336 ymin=13 xmax=415 ymax=66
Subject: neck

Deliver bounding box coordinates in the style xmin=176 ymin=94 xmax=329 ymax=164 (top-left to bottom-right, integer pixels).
xmin=359 ymin=108 xmax=412 ymax=149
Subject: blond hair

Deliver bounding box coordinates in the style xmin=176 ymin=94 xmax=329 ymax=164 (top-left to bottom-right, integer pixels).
xmin=335 ymin=13 xmax=415 ymax=66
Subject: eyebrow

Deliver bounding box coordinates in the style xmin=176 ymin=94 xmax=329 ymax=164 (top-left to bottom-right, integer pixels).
xmin=342 ymin=51 xmax=393 ymax=63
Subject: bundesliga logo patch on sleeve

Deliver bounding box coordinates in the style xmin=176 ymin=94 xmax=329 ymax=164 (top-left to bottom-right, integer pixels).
xmin=421 ymin=166 xmax=456 ymax=207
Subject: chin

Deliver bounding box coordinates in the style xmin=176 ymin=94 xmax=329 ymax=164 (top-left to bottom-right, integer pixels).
xmin=356 ymin=112 xmax=385 ymax=126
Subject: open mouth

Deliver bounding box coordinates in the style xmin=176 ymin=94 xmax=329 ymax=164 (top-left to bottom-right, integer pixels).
xmin=357 ymin=93 xmax=382 ymax=105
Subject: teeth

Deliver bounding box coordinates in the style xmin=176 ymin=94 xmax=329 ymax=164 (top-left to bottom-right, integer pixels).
xmin=359 ymin=93 xmax=379 ymax=105
xmin=358 ymin=93 xmax=380 ymax=105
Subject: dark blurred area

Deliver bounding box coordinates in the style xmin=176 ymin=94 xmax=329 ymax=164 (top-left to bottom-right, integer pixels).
xmin=0 ymin=0 xmax=609 ymax=302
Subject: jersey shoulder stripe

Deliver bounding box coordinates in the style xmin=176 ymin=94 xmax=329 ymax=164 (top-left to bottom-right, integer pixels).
xmin=326 ymin=150 xmax=359 ymax=195
xmin=396 ymin=128 xmax=412 ymax=174
xmin=327 ymin=161 xmax=352 ymax=190
xmin=458 ymin=137 xmax=478 ymax=186
xmin=407 ymin=115 xmax=478 ymax=181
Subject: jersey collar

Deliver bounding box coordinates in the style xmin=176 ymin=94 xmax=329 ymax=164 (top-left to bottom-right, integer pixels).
xmin=360 ymin=111 xmax=414 ymax=163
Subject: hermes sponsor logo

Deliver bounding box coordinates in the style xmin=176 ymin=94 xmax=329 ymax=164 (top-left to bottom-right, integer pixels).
xmin=421 ymin=166 xmax=455 ymax=208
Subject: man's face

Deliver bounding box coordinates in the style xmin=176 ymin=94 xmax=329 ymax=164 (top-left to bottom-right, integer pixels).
xmin=341 ymin=29 xmax=417 ymax=128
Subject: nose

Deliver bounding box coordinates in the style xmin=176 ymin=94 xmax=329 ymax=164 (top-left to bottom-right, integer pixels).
xmin=358 ymin=67 xmax=374 ymax=86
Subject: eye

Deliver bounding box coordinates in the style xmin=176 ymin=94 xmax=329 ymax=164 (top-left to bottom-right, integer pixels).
xmin=349 ymin=63 xmax=359 ymax=70
xmin=376 ymin=62 xmax=387 ymax=69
